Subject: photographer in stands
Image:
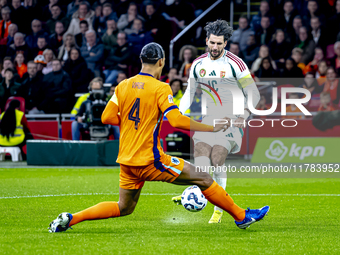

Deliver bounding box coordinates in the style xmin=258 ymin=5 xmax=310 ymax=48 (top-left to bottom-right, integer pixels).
xmin=72 ymin=77 xmax=120 ymax=141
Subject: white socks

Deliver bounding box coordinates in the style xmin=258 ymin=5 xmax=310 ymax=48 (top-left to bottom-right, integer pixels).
xmin=195 ymin=156 xmax=227 ymax=213
xmin=213 ymin=164 xmax=227 ymax=213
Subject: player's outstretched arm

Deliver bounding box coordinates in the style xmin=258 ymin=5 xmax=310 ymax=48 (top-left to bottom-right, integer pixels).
xmin=166 ymin=108 xmax=229 ymax=132
xmin=102 ymin=101 xmax=120 ymax=126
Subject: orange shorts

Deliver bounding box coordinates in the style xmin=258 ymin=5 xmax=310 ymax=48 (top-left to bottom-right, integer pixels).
xmin=119 ymin=154 xmax=185 ymax=190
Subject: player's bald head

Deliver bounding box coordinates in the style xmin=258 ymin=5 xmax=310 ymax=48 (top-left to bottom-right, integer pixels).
xmin=140 ymin=42 xmax=165 ymax=65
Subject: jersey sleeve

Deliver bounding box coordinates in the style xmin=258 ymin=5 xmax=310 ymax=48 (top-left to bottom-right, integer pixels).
xmin=229 ymin=54 xmax=260 ymax=114
xmin=157 ymin=84 xmax=179 ymax=116
xmin=179 ymin=61 xmax=199 ymax=114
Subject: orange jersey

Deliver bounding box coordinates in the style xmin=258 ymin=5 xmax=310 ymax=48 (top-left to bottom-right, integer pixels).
xmin=111 ymin=73 xmax=178 ymax=166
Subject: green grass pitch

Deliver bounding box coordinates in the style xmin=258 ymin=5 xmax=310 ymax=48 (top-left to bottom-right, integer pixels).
xmin=1 ymin=167 xmax=340 ymax=254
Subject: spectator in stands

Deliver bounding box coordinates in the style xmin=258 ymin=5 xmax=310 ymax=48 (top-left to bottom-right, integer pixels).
xmin=269 ymin=29 xmax=291 ymax=67
xmin=126 ymin=18 xmax=153 ymax=58
xmin=296 ymin=26 xmax=315 ymax=64
xmin=16 ymin=61 xmax=45 ymax=113
xmin=58 ymin=33 xmax=77 ymax=63
xmin=81 ymin=30 xmax=104 ymax=77
xmin=322 ymin=67 xmax=340 ymax=104
xmin=280 ymin=57 xmax=303 ymax=78
xmin=75 ymin=20 xmax=89 ymax=48
xmin=112 ymin=71 xmax=127 ymax=86
xmin=46 ymin=4 xmax=70 ymax=35
xmin=101 ymin=19 xmax=118 ymax=51
xmin=310 ymin=16 xmax=328 ymax=51
xmin=14 ymin=53 xmax=27 ymax=79
xmin=0 ymin=7 xmax=11 ymax=40
xmin=170 ymin=79 xmax=183 ymax=107
xmin=300 ymin=72 xmax=321 ymax=95
xmin=289 ymin=15 xmax=303 ymax=45
xmin=229 ymin=42 xmax=244 ymax=58
xmin=65 ymin=1 xmax=94 ymax=36
xmin=11 ymin=0 xmax=29 ymax=34
xmin=250 ymin=0 xmax=274 ymax=31
xmin=230 ymin=16 xmax=254 ymax=52
xmin=190 ymin=87 xmax=203 ymax=119
xmin=315 ymin=60 xmax=328 ymax=85
xmin=5 ymin=23 xmax=18 ymax=47
xmin=164 ymin=0 xmax=195 ymax=30
xmin=177 ymin=45 xmax=197 ymax=82
xmin=318 ymin=91 xmax=336 ymax=111
xmin=1 ymin=57 xmax=14 ymax=79
xmin=50 ymin=21 xmax=65 ymax=53
xmin=256 ymin=94 xmax=269 ymax=110
xmin=32 ymin=36 xmax=49 ymax=58
xmin=40 ymin=59 xmax=73 ymax=113
xmin=255 ymin=16 xmax=275 ymax=46
xmin=284 ymin=93 xmax=303 ymax=119
xmin=162 ymin=68 xmax=178 ymax=84
xmin=291 ymin=47 xmax=306 ymax=71
xmin=93 ymin=2 xmax=118 ymax=36
xmin=242 ymin=35 xmax=259 ymax=67
xmin=117 ymin=2 xmax=144 ymax=31
xmin=330 ymin=41 xmax=340 ymax=74
xmin=67 ymin=0 xmax=81 ymax=17
xmin=251 ymin=45 xmax=277 ymax=73
xmin=107 ymin=84 xmax=116 ymax=101
xmin=0 ymin=68 xmax=21 ymax=111
xmin=6 ymin=32 xmax=31 ymax=62
xmin=302 ymin=0 xmax=326 ymax=27
xmin=254 ymin=57 xmax=278 ymax=78
xmin=64 ymin=47 xmax=93 ymax=93
xmin=25 ymin=19 xmax=49 ymax=49
xmin=41 ymin=0 xmax=58 ymax=22
xmin=34 ymin=55 xmax=46 ymax=74
xmin=103 ymin=32 xmax=130 ymax=84
xmin=303 ymin=47 xmax=325 ymax=75
xmin=328 ymin=0 xmax=340 ymax=43
xmin=42 ymin=49 xmax=56 ymax=75
xmin=275 ymin=0 xmax=297 ymax=33
xmin=0 ymin=99 xmax=32 ymax=159
xmin=116 ymin=0 xmax=130 ymax=17
xmin=143 ymin=2 xmax=171 ymax=49
xmin=72 ymin=77 xmax=120 ymax=140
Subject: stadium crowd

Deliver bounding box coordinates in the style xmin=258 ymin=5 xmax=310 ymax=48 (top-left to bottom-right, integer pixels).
xmin=0 ymin=0 xmax=339 ymax=118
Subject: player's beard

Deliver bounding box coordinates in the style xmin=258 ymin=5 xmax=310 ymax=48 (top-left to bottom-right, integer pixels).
xmin=209 ymin=48 xmax=223 ymax=60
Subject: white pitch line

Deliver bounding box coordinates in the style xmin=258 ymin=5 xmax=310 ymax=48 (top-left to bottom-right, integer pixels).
xmin=1 ymin=193 xmax=340 ymax=200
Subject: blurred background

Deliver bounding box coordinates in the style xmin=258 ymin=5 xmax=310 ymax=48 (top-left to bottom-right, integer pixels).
xmin=0 ymin=0 xmax=339 ymax=164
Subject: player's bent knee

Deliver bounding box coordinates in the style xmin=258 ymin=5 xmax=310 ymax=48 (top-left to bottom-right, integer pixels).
xmin=118 ymin=201 xmax=137 ymax=216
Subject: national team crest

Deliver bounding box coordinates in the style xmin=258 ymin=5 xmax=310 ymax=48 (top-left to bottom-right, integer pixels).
xmin=220 ymin=71 xmax=226 ymax=78
xmin=199 ymin=68 xmax=206 ymax=77
xmin=171 ymin=157 xmax=180 ymax=165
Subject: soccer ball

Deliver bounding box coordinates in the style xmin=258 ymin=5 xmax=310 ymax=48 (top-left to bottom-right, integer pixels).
xmin=181 ymin=185 xmax=207 ymax=212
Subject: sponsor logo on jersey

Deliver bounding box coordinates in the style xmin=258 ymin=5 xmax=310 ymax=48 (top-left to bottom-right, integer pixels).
xmin=132 ymin=82 xmax=145 ymax=89
xmin=220 ymin=71 xmax=226 ymax=78
xmin=209 ymin=70 xmax=216 ymax=76
xmin=171 ymin=157 xmax=180 ymax=165
xmin=168 ymin=95 xmax=173 ymax=103
xmin=199 ymin=68 xmax=206 ymax=77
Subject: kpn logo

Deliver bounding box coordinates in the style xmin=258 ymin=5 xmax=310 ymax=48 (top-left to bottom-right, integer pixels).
xmin=265 ymin=140 xmax=325 ymax=161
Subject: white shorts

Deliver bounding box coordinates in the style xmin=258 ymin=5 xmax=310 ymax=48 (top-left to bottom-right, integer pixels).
xmin=193 ymin=115 xmax=243 ymax=154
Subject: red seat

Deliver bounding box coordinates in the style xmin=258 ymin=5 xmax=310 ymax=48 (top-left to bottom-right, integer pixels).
xmin=5 ymin=97 xmax=25 ymax=112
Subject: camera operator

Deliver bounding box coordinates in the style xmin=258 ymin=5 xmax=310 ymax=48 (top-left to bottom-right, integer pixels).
xmin=71 ymin=77 xmax=120 ymax=140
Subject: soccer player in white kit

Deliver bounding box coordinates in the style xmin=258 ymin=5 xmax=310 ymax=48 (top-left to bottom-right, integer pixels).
xmin=172 ymin=20 xmax=261 ymax=223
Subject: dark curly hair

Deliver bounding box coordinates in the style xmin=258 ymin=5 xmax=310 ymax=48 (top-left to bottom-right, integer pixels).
xmin=204 ymin=20 xmax=233 ymax=42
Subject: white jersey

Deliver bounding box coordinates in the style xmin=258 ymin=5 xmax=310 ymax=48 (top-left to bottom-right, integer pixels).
xmin=179 ymin=50 xmax=260 ymax=120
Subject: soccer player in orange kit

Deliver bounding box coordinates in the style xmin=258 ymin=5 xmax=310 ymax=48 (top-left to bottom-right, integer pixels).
xmin=49 ymin=43 xmax=269 ymax=232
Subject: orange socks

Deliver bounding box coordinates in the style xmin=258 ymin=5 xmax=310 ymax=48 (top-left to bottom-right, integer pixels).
xmin=69 ymin=201 xmax=120 ymax=226
xmin=202 ymin=181 xmax=245 ymax=221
